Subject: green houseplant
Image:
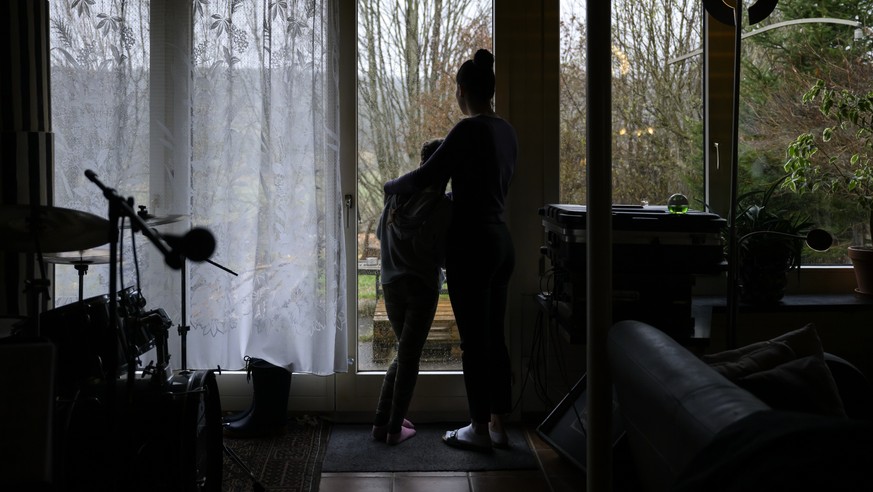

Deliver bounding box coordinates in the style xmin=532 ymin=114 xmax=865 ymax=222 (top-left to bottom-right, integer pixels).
xmin=783 ymin=80 xmax=873 ymax=293
xmin=733 ymin=179 xmax=817 ymax=304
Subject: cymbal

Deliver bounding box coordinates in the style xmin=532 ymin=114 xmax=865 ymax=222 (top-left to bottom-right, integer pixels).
xmin=0 ymin=204 xmax=110 ymax=253
xmin=125 ymin=213 xmax=187 ymax=228
xmin=43 ymin=248 xmax=114 ymax=265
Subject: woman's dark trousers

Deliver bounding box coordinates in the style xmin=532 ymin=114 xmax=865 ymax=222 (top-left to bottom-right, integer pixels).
xmin=446 ymin=222 xmax=514 ymax=424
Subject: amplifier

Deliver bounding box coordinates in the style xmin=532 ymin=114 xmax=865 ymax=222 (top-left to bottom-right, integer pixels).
xmin=539 ymin=204 xmax=726 ymax=343
xmin=541 ymin=204 xmax=725 ymax=274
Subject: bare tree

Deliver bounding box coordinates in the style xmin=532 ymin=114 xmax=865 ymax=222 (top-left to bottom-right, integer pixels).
xmin=357 ymin=0 xmax=491 ymax=256
xmin=612 ymin=0 xmax=703 ymax=204
xmin=560 ymin=0 xmax=703 ymax=207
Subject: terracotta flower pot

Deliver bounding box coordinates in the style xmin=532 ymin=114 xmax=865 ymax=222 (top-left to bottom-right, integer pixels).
xmin=848 ymin=246 xmax=873 ymax=295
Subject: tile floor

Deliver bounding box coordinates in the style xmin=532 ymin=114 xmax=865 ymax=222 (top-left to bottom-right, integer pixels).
xmin=318 ymin=427 xmax=585 ymax=492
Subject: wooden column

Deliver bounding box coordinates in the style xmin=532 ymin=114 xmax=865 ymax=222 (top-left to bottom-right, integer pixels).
xmin=0 ymin=4 xmax=55 ymax=488
xmin=0 ymin=0 xmax=53 ymax=320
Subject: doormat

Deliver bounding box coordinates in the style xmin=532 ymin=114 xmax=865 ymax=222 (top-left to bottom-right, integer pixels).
xmin=321 ymin=423 xmax=538 ymax=472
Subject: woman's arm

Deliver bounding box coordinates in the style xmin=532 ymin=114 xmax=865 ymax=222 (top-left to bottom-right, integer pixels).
xmin=383 ymin=120 xmax=470 ymax=194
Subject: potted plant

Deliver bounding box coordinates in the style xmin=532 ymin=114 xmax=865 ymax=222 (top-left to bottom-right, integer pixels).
xmin=733 ymin=179 xmax=817 ymax=304
xmin=783 ymin=80 xmax=873 ymax=293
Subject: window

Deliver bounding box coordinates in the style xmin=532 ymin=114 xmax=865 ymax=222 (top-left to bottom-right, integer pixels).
xmin=560 ymin=0 xmax=872 ymax=280
xmin=736 ymin=4 xmax=873 ymax=266
xmin=559 ymin=1 xmax=704 ymax=209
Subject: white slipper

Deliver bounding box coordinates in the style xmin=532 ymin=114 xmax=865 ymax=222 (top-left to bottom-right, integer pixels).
xmin=489 ymin=428 xmax=510 ymax=449
xmin=442 ymin=424 xmax=492 ymax=452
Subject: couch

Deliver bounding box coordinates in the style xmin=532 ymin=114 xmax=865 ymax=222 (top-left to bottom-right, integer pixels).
xmin=608 ymin=319 xmax=873 ymax=491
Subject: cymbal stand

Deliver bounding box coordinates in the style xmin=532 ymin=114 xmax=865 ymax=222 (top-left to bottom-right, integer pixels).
xmin=73 ymin=263 xmax=89 ymax=303
xmin=23 ymin=205 xmax=52 ymax=338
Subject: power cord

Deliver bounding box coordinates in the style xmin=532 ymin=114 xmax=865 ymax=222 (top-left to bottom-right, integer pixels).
xmin=516 ymin=267 xmax=587 ymax=437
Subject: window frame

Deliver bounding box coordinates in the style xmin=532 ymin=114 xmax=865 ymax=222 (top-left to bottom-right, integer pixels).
xmin=702 ymin=12 xmax=856 ymax=296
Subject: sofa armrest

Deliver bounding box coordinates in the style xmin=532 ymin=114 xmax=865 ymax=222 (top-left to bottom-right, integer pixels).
xmin=824 ymin=352 xmax=873 ymax=421
xmin=609 ymin=320 xmax=770 ymax=491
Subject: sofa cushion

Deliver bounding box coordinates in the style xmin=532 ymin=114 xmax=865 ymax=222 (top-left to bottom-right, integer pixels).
xmin=703 ymin=324 xmax=846 ymax=418
xmin=703 ymin=323 xmax=823 ymax=369
xmin=736 ymin=355 xmax=846 ymax=417
xmin=704 ymin=340 xmax=798 ymax=380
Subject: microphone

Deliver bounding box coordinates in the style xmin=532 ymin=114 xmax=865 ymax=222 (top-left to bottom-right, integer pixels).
xmin=164 ymin=227 xmax=216 ymax=264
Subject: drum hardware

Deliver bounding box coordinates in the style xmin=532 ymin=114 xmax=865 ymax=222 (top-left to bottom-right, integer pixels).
xmin=53 ymin=369 xmax=223 ymax=491
xmin=84 ymin=169 xmax=217 ymax=380
xmin=128 ymin=205 xmax=188 ymax=229
xmin=42 ymin=248 xmax=114 ymax=265
xmin=1 ymin=203 xmax=109 ymax=338
xmin=38 ymin=286 xmax=158 ymax=399
xmin=5 ymin=172 xmax=227 ymax=491
xmin=79 ymin=170 xmax=226 ymax=490
xmin=135 ymin=307 xmax=174 ymax=382
xmin=43 ymin=248 xmax=115 ymax=302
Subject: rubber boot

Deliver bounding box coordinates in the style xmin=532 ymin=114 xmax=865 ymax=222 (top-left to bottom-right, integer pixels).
xmin=223 ymin=356 xmax=256 ymax=424
xmin=223 ymin=358 xmax=292 ymax=438
xmin=223 ymin=405 xmax=253 ymax=424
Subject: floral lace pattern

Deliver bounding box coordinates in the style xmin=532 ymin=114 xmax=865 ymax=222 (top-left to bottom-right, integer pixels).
xmin=49 ymin=0 xmax=346 ymax=375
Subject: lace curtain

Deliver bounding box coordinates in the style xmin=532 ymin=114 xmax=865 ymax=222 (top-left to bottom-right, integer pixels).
xmin=49 ymin=0 xmax=347 ymax=375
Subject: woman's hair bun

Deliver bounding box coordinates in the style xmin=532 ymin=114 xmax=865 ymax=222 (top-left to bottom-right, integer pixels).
xmin=473 ymin=49 xmax=494 ymax=68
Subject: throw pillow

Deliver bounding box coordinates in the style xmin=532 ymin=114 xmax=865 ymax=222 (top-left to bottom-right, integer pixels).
xmin=702 ymin=323 xmax=846 ymax=418
xmin=702 ymin=322 xmax=824 ymax=369
xmin=736 ymin=355 xmax=847 ymax=417
xmin=704 ymin=340 xmax=797 ymax=381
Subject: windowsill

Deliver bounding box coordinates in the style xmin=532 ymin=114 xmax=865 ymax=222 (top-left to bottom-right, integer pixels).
xmin=692 ymin=291 xmax=873 ymax=346
xmin=692 ymin=265 xmax=859 ymax=297
xmin=694 ymin=292 xmax=873 ymax=314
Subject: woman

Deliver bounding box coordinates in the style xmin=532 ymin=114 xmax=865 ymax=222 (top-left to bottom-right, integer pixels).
xmin=384 ymin=48 xmax=517 ymax=452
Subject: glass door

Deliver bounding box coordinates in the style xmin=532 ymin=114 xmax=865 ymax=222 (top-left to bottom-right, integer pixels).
xmin=354 ymin=0 xmax=493 ymax=372
xmin=335 ymin=0 xmax=493 ymax=415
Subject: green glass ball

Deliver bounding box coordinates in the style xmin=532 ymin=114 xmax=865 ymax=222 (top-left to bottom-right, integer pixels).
xmin=667 ymin=193 xmax=689 ymax=214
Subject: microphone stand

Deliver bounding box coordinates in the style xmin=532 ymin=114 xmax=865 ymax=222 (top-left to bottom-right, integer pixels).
xmin=177 ymin=256 xmax=238 ymax=372
xmin=85 ymin=171 xmax=181 ymax=388
xmin=85 ymin=171 xmax=181 ymax=269
xmin=172 ymin=256 xmax=251 ymax=490
xmin=86 ymin=170 xmax=236 ymax=490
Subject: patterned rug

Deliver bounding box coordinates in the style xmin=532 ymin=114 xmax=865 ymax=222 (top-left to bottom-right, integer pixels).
xmin=221 ymin=415 xmax=330 ymax=492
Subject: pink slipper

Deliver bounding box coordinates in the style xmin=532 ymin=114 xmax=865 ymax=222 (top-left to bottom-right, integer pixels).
xmin=372 ymin=418 xmax=415 ymax=441
xmin=387 ymin=426 xmax=416 ymax=445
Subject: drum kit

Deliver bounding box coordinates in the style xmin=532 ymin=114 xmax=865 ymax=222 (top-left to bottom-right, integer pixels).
xmin=0 ymin=171 xmax=229 ymax=491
